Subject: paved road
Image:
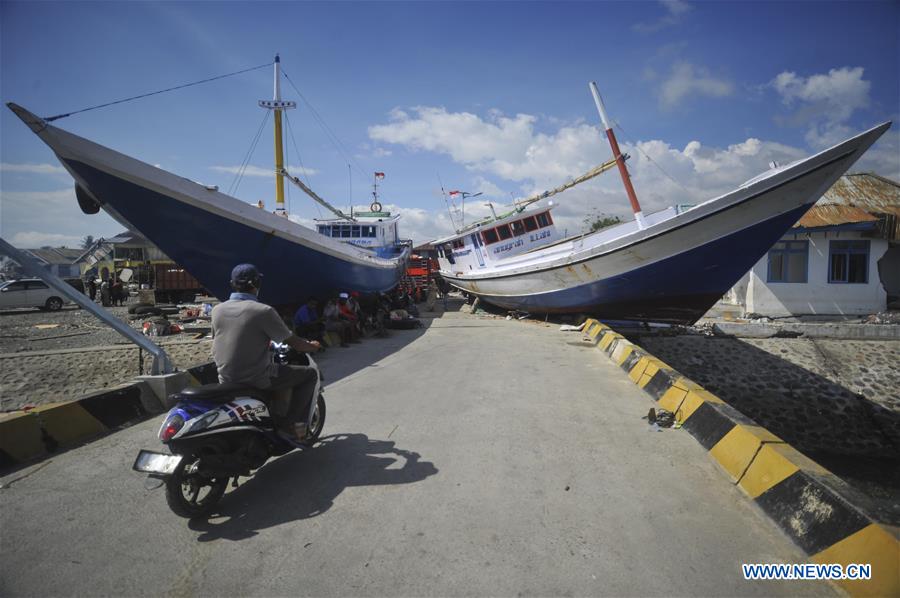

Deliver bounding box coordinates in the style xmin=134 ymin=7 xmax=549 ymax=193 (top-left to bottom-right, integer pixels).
xmin=0 ymin=310 xmax=832 ymax=596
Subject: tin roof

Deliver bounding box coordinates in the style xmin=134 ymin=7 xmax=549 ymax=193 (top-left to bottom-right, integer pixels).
xmin=25 ymin=247 xmax=84 ymax=265
xmin=106 ymin=229 xmax=152 ymax=245
xmin=794 ymin=173 xmax=900 ymax=228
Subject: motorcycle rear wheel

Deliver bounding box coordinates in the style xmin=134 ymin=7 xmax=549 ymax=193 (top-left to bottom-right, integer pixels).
xmin=165 ymin=459 xmax=228 ymax=518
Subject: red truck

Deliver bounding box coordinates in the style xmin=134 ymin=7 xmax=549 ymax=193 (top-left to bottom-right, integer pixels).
xmin=153 ymin=264 xmax=207 ymax=303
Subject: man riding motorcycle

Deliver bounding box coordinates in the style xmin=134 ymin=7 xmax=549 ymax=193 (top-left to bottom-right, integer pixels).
xmin=211 ymin=264 xmax=321 ymax=441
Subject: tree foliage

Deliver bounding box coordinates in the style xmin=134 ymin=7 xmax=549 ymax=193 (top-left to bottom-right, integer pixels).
xmin=583 ymin=212 xmax=622 ymax=232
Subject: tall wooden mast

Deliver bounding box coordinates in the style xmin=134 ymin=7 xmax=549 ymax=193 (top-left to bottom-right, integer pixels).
xmin=589 ymin=82 xmax=646 ymax=229
xmin=259 ymin=54 xmax=296 ymax=215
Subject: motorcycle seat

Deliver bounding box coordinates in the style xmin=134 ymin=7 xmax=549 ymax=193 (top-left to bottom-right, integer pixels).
xmin=171 ymin=382 xmax=267 ymax=403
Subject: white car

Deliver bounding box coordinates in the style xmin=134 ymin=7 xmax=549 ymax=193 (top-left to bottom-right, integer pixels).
xmin=0 ymin=278 xmax=67 ymax=311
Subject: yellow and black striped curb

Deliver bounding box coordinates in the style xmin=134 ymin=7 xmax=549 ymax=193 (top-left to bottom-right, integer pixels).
xmin=582 ymin=318 xmax=899 ymax=598
xmin=0 ymin=362 xmax=217 ymax=471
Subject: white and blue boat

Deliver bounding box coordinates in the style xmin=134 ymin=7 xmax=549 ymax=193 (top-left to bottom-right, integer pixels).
xmin=7 ymin=56 xmax=409 ymax=306
xmin=434 ymin=82 xmax=890 ymax=324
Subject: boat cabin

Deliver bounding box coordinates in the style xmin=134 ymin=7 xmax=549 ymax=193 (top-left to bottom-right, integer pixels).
xmin=435 ymin=209 xmax=558 ymax=273
xmin=315 ymin=211 xmax=402 ymax=257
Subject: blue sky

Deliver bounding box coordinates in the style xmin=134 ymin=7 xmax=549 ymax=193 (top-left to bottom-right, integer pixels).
xmin=2 ymin=0 xmax=897 ymax=247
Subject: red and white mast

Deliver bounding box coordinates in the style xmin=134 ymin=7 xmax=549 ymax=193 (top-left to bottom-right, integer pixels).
xmin=589 ymin=82 xmax=646 ymax=229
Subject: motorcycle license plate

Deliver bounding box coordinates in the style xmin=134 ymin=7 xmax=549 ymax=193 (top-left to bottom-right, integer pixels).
xmin=132 ymin=450 xmax=181 ymax=475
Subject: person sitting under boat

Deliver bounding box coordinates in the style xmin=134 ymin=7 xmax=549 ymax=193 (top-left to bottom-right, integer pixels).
xmin=293 ymin=296 xmax=325 ymax=346
xmin=211 ymin=264 xmax=321 ymax=442
xmin=323 ymin=297 xmax=353 ymax=347
xmin=337 ymin=293 xmax=362 ymax=342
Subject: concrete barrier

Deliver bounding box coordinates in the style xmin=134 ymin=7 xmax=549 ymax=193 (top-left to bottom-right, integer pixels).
xmin=0 ymin=362 xmax=217 ymax=471
xmin=581 ymin=319 xmax=899 ymax=597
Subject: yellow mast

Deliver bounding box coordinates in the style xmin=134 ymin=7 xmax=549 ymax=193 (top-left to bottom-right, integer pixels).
xmin=258 ymin=54 xmax=295 ymax=215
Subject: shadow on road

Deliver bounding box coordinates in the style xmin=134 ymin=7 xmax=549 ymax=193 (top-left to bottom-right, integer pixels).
xmin=187 ymin=433 xmax=438 ymax=541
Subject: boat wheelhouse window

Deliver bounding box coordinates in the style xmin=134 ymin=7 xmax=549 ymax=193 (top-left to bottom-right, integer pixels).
xmin=536 ymin=212 xmax=552 ymax=228
xmin=482 ymin=228 xmax=499 ymax=244
xmin=496 ymin=224 xmax=512 ymax=241
xmin=511 ymin=220 xmax=525 ymax=236
xmin=363 ymin=226 xmax=377 ymax=238
xmin=451 ymin=239 xmax=465 ymax=249
xmin=523 ymin=216 xmax=538 ymax=232
xmin=318 ymin=225 xmax=330 ymax=236
xmin=443 ymin=244 xmax=455 ymax=264
xmin=351 ymin=225 xmax=361 ymax=238
xmin=340 ymin=226 xmax=351 ymax=238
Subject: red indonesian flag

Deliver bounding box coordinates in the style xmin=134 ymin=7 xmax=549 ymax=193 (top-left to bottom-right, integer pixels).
xmin=374 ymin=172 xmax=385 ymax=180
xmin=448 ymin=190 xmax=460 ymax=196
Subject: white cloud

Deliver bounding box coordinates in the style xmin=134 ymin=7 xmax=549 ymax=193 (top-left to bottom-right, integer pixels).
xmin=209 ymin=164 xmax=318 ymax=177
xmin=1 ymin=188 xmax=122 ymax=247
xmin=368 ymin=105 xmax=828 ymax=239
xmin=772 ymin=67 xmax=870 ymax=124
xmin=472 ymin=177 xmax=508 ymax=199
xmin=633 ymin=0 xmax=692 ymax=33
xmin=8 ymin=231 xmax=83 ymax=248
xmin=770 ymin=67 xmax=877 ymax=152
xmin=852 ymin=127 xmax=900 ymax=179
xmin=370 ymin=107 xmax=603 ymax=186
xmin=659 ymin=62 xmax=734 ymax=109
xmin=1 ymin=188 xmax=76 ymax=205
xmin=0 ymin=162 xmax=67 ymax=175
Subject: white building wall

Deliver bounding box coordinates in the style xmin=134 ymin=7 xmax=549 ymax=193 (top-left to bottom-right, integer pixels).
xmin=743 ymin=231 xmax=888 ymax=316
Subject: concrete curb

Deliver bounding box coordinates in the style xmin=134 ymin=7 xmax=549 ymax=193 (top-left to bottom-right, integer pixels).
xmin=581 ymin=319 xmax=899 ymax=597
xmin=0 ymin=362 xmax=217 ymax=471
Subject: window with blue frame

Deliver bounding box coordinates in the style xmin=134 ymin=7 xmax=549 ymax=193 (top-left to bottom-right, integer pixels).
xmin=829 ymin=240 xmax=869 ymax=283
xmin=767 ymin=240 xmax=808 ymax=283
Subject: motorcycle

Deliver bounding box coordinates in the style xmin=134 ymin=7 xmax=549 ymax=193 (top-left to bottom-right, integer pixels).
xmin=132 ymin=343 xmax=325 ymax=518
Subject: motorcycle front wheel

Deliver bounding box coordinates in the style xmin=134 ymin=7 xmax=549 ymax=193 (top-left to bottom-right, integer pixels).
xmin=165 ymin=458 xmax=229 ymax=518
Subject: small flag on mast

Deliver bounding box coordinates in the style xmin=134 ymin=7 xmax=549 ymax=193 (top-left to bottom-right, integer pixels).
xmin=374 ymin=172 xmax=385 ymax=180
xmin=448 ymin=190 xmax=460 ymax=197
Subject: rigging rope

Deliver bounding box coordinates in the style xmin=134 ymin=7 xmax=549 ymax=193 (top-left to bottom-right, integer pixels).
xmin=280 ymin=69 xmax=372 ymax=186
xmin=228 ymin=110 xmax=270 ymax=197
xmin=613 ymin=121 xmax=691 ymax=195
xmin=284 ymin=111 xmax=323 ymax=219
xmin=43 ymin=61 xmax=274 ymax=122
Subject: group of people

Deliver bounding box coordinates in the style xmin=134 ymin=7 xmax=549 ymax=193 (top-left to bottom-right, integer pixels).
xmin=293 ymin=291 xmax=371 ymax=348
xmin=85 ymin=277 xmax=127 ymax=307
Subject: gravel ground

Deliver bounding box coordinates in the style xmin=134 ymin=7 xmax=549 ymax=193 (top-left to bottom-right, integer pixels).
xmin=0 ymin=304 xmax=211 ymax=353
xmin=0 ymin=303 xmax=214 ymax=410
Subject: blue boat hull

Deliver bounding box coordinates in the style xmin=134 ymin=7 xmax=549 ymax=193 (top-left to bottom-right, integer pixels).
xmin=66 ymin=159 xmax=406 ymax=305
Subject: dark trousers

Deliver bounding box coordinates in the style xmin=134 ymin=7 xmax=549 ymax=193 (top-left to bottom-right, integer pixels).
xmin=295 ymin=322 xmax=324 ymax=343
xmin=267 ymin=364 xmax=318 ymax=428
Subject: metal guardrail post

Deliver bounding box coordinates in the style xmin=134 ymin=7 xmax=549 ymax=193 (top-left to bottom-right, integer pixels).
xmin=0 ymin=237 xmax=174 ymax=374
